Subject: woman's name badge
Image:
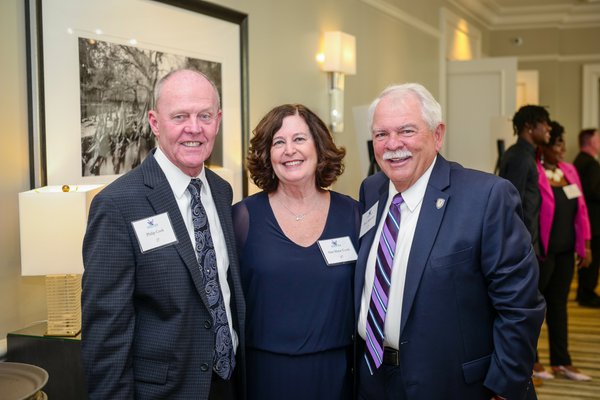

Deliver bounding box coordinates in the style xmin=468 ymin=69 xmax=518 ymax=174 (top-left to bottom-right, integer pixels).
xmin=563 ymin=184 xmax=582 ymax=200
xmin=360 ymin=201 xmax=379 ymax=238
xmin=132 ymin=212 xmax=178 ymax=253
xmin=318 ymin=236 xmax=358 ymax=266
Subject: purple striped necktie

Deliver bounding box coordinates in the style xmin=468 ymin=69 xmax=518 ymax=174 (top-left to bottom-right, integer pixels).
xmin=364 ymin=193 xmax=403 ymax=374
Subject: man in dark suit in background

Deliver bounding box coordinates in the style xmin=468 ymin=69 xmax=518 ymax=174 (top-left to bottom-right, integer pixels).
xmin=573 ymin=128 xmax=600 ymax=308
xmin=82 ymin=69 xmax=245 ymax=399
xmin=498 ymin=106 xmax=552 ymax=384
xmin=355 ymin=83 xmax=545 ymax=400
xmin=499 ymin=105 xmax=551 ymax=259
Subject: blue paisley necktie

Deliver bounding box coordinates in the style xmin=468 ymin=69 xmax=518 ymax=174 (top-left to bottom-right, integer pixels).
xmin=188 ymin=178 xmax=235 ymax=380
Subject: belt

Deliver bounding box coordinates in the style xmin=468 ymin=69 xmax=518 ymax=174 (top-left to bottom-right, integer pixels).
xmin=360 ymin=337 xmax=400 ymax=366
xmin=382 ymin=347 xmax=400 ymax=366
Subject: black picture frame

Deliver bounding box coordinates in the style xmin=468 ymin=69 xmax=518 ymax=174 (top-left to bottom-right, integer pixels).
xmin=25 ymin=0 xmax=249 ymax=198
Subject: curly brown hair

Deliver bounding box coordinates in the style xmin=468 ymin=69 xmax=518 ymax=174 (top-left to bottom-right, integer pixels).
xmin=247 ymin=104 xmax=346 ymax=192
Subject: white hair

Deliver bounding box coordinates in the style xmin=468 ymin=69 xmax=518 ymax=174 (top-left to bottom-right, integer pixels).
xmin=367 ymin=83 xmax=443 ymax=131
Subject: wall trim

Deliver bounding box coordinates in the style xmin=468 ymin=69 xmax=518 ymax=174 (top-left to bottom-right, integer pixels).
xmin=360 ymin=0 xmax=441 ymax=38
xmin=517 ymin=53 xmax=600 ymax=63
xmin=449 ymin=0 xmax=600 ymax=30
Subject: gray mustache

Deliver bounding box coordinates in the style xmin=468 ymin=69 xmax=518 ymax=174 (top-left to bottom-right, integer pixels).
xmin=383 ymin=150 xmax=412 ymax=160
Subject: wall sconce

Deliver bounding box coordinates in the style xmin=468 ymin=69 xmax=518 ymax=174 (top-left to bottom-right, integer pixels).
xmin=317 ymin=31 xmax=356 ymax=133
xmin=18 ymin=184 xmax=104 ymax=336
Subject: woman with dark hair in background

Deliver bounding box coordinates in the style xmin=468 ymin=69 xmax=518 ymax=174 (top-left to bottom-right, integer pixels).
xmin=534 ymin=120 xmax=593 ymax=381
xmin=233 ymin=104 xmax=360 ymax=399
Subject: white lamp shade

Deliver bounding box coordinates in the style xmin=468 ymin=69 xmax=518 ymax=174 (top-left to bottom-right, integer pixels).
xmin=18 ymin=185 xmax=104 ymax=275
xmin=321 ymin=31 xmax=356 ymax=75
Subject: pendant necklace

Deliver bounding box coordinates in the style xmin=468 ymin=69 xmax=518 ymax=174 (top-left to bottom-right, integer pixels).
xmin=277 ymin=194 xmax=316 ymax=221
xmin=544 ymin=167 xmax=564 ymax=183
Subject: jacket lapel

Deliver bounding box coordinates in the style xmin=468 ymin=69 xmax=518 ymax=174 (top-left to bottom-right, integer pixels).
xmin=141 ymin=154 xmax=211 ymax=309
xmin=399 ymin=157 xmax=450 ymax=336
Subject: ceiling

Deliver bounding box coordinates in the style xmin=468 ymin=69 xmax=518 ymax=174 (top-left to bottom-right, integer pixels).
xmin=451 ymin=0 xmax=600 ymax=29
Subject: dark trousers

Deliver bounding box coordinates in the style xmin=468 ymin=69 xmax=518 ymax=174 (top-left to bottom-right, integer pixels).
xmin=356 ymin=339 xmax=407 ymax=400
xmin=577 ymin=234 xmax=600 ymax=302
xmin=208 ymin=373 xmax=237 ymax=400
xmin=538 ymin=251 xmax=575 ymax=366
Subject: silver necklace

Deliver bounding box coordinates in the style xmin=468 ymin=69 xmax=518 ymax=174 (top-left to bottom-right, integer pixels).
xmin=276 ymin=195 xmax=316 ymax=221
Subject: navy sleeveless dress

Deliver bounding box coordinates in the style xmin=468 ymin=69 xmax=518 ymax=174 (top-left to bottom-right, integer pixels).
xmin=233 ymin=191 xmax=360 ymax=400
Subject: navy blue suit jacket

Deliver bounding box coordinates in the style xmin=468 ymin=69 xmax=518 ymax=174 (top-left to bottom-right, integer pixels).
xmin=82 ymin=152 xmax=245 ymax=399
xmin=355 ymin=156 xmax=545 ymax=399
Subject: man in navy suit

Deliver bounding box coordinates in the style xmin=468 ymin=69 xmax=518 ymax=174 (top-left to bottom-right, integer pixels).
xmin=574 ymin=128 xmax=600 ymax=308
xmin=355 ymin=83 xmax=545 ymax=399
xmin=82 ymin=69 xmax=245 ymax=399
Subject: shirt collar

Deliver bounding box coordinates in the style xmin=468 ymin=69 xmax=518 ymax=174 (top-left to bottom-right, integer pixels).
xmin=154 ymin=147 xmax=207 ymax=199
xmin=388 ymin=155 xmax=437 ymax=212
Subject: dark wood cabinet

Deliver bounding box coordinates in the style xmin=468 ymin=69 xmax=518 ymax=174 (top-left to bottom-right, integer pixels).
xmin=7 ymin=322 xmax=88 ymax=400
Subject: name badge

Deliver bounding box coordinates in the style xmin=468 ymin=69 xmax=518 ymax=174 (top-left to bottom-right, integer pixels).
xmin=317 ymin=236 xmax=358 ymax=266
xmin=563 ymin=184 xmax=582 ymax=200
xmin=132 ymin=212 xmax=178 ymax=253
xmin=360 ymin=201 xmax=379 ymax=238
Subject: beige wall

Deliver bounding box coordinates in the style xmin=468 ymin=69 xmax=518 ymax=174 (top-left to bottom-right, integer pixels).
xmin=0 ymin=0 xmax=46 ymax=343
xmin=490 ymin=26 xmax=600 ymax=162
xmin=0 ymin=0 xmax=446 ymax=343
xmin=7 ymin=0 xmax=596 ymax=345
xmin=222 ymin=0 xmax=444 ymax=197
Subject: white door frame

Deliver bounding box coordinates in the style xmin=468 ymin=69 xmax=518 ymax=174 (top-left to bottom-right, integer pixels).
xmin=582 ymin=64 xmax=600 ymax=128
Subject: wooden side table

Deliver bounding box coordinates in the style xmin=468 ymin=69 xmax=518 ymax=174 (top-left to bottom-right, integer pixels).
xmin=6 ymin=322 xmax=88 ymax=400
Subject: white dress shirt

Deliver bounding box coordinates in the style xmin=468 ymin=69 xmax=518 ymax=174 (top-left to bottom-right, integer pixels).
xmin=358 ymin=156 xmax=437 ymax=349
xmin=154 ymin=148 xmax=237 ymax=351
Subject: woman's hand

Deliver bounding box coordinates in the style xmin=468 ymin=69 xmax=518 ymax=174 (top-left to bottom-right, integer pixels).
xmin=578 ymin=248 xmax=592 ymax=268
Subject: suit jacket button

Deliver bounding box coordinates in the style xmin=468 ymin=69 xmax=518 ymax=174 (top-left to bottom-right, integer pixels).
xmin=200 ymin=363 xmax=209 ymax=372
xmin=204 ymin=320 xmax=212 ymax=329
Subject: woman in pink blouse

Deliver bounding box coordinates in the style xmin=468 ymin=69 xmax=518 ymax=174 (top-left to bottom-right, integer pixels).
xmin=533 ymin=120 xmax=592 ymax=382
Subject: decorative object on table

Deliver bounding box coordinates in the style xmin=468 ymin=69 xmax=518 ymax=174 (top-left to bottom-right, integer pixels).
xmin=0 ymin=362 xmax=48 ymax=400
xmin=18 ymin=184 xmax=104 ymax=336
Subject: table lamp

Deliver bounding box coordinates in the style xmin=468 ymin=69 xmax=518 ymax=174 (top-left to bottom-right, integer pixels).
xmin=18 ymin=184 xmax=104 ymax=336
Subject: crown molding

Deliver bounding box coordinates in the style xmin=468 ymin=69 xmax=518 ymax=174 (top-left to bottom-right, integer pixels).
xmin=360 ymin=0 xmax=441 ymax=38
xmin=449 ymin=0 xmax=600 ymax=29
xmin=517 ymin=52 xmax=600 ymax=62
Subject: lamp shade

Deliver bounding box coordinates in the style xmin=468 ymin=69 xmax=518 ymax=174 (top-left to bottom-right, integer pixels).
xmin=321 ymin=31 xmax=356 ymax=75
xmin=18 ymin=185 xmax=104 ymax=276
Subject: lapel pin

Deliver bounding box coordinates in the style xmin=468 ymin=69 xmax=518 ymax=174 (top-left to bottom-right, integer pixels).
xmin=436 ymin=198 xmax=445 ymax=209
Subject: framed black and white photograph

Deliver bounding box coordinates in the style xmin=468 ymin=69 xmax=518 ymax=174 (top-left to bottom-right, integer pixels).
xmin=26 ymin=0 xmax=249 ymax=200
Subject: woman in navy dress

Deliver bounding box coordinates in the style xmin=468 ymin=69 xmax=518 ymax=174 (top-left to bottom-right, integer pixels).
xmin=233 ymin=104 xmax=360 ymax=399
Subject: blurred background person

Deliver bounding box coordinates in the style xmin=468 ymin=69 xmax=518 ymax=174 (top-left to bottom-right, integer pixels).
xmin=573 ymin=128 xmax=600 ymax=308
xmin=534 ymin=121 xmax=592 ymax=381
xmin=499 ymin=105 xmax=551 ymax=258
xmin=498 ymin=105 xmax=551 ymax=388
xmin=233 ymin=104 xmax=360 ymax=400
